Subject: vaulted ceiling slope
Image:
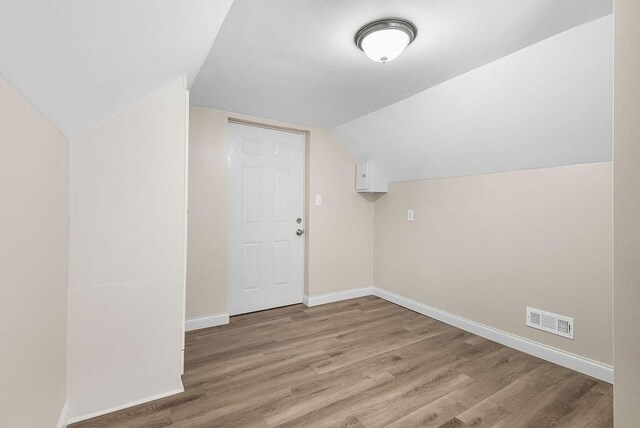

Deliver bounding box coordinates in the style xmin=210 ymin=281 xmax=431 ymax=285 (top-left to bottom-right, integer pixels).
xmin=0 ymin=0 xmax=234 ymax=139
xmin=191 ymin=0 xmax=611 ymax=129
xmin=333 ymin=15 xmax=613 ymax=181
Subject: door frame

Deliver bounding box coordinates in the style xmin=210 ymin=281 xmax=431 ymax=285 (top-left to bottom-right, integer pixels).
xmin=226 ymin=118 xmax=308 ymax=314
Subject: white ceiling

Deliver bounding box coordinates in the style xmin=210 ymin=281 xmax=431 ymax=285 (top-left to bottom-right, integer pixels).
xmin=0 ymin=0 xmax=612 ymax=181
xmin=0 ymin=0 xmax=234 ymax=139
xmin=333 ymin=16 xmax=613 ymax=182
xmin=191 ymin=0 xmax=612 ymax=129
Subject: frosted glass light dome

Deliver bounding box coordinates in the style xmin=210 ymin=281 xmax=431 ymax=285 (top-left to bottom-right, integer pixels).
xmin=361 ymin=29 xmax=410 ymax=63
xmin=355 ymin=19 xmax=417 ymax=63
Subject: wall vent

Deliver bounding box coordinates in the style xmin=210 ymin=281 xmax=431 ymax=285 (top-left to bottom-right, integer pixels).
xmin=526 ymin=307 xmax=574 ymax=339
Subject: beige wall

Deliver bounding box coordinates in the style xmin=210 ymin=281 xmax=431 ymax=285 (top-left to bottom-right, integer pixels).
xmin=613 ymin=0 xmax=640 ymax=423
xmin=186 ymin=107 xmax=374 ymax=319
xmin=306 ymin=128 xmax=374 ymax=296
xmin=67 ymin=78 xmax=188 ymax=420
xmin=374 ymin=162 xmax=613 ymax=365
xmin=0 ymin=75 xmax=69 ymax=427
xmin=187 ymin=108 xmax=229 ymax=317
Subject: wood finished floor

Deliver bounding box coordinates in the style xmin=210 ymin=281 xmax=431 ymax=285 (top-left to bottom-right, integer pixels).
xmin=70 ymin=296 xmax=613 ymax=427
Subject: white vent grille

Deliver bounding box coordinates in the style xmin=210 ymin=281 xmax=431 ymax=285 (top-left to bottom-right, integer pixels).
xmin=526 ymin=307 xmax=574 ymax=339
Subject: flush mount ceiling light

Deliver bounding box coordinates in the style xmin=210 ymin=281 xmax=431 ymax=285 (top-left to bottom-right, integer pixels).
xmin=355 ymin=18 xmax=417 ymax=63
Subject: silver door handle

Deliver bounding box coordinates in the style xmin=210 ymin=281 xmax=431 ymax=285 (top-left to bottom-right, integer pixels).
xmin=296 ymin=229 xmax=305 ymax=236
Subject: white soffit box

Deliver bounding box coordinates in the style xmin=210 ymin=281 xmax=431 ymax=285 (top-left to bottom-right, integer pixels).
xmin=355 ymin=160 xmax=387 ymax=193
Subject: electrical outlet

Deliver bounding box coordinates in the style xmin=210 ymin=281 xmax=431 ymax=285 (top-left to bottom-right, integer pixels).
xmin=407 ymin=209 xmax=414 ymax=221
xmin=315 ymin=194 xmax=322 ymax=206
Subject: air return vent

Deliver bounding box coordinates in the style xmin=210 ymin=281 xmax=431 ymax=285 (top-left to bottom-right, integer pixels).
xmin=526 ymin=307 xmax=574 ymax=339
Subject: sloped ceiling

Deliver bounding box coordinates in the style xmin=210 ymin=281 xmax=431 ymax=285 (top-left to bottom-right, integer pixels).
xmin=191 ymin=0 xmax=612 ymax=130
xmin=0 ymin=0 xmax=234 ymax=139
xmin=334 ymin=15 xmax=613 ymax=181
xmin=0 ymin=0 xmax=612 ymax=181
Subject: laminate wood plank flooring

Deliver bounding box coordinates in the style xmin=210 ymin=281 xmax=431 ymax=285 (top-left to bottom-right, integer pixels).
xmin=69 ymin=296 xmax=613 ymax=427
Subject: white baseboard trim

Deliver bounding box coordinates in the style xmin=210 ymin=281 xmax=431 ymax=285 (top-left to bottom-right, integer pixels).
xmin=303 ymin=287 xmax=374 ymax=307
xmin=66 ymin=382 xmax=184 ymax=425
xmin=302 ymin=286 xmax=613 ymax=383
xmin=185 ymin=313 xmax=229 ymax=332
xmin=55 ymin=402 xmax=68 ymax=428
xmin=373 ymin=287 xmax=613 ymax=383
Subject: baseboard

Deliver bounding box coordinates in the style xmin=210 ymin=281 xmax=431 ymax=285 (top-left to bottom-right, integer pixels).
xmin=301 ymin=286 xmax=613 ymax=383
xmin=372 ymin=287 xmax=613 ymax=383
xmin=55 ymin=402 xmax=68 ymax=428
xmin=66 ymin=381 xmax=184 ymax=425
xmin=185 ymin=313 xmax=229 ymax=332
xmin=303 ymin=287 xmax=374 ymax=307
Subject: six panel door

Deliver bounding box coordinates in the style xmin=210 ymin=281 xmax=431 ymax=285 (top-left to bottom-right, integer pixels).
xmin=228 ymin=123 xmax=305 ymax=315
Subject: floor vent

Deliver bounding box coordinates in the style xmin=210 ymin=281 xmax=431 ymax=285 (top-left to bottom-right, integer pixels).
xmin=526 ymin=307 xmax=574 ymax=339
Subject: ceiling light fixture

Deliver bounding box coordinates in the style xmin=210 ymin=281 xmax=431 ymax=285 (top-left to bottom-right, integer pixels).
xmin=355 ymin=18 xmax=417 ymax=63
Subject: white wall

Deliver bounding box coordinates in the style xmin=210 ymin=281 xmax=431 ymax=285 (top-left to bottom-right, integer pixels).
xmin=67 ymin=77 xmax=188 ymax=421
xmin=334 ymin=15 xmax=612 ymax=182
xmin=613 ymin=0 xmax=640 ymax=423
xmin=0 ymin=74 xmax=69 ymax=428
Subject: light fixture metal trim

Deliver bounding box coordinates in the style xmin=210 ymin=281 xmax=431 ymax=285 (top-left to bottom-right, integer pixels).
xmin=354 ymin=18 xmax=418 ymax=52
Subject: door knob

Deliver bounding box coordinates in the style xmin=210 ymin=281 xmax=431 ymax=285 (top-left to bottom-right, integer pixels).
xmin=296 ymin=229 xmax=305 ymax=236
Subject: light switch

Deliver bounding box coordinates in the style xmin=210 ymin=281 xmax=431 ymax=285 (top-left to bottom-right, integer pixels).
xmin=315 ymin=194 xmax=322 ymax=206
xmin=407 ymin=209 xmax=414 ymax=221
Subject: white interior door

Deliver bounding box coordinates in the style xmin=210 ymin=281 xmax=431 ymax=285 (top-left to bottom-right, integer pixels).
xmin=228 ymin=122 xmax=305 ymax=316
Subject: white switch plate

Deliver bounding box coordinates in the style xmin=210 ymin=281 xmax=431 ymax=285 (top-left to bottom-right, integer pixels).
xmin=315 ymin=194 xmax=322 ymax=206
xmin=407 ymin=210 xmax=414 ymax=221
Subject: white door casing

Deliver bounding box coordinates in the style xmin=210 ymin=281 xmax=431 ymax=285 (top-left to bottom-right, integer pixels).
xmin=228 ymin=122 xmax=305 ymax=316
